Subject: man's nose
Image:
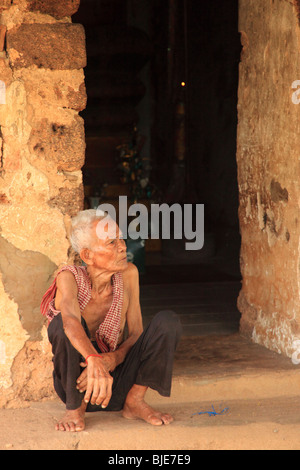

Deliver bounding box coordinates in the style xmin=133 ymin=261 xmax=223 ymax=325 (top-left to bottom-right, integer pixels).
xmin=118 ymin=238 xmax=126 ymax=251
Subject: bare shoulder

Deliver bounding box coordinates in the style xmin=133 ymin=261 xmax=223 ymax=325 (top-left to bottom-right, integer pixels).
xmin=56 ymin=269 xmax=76 ymax=283
xmin=56 ymin=269 xmax=78 ymax=294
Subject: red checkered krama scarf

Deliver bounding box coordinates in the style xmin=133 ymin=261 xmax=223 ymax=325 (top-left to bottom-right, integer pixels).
xmin=40 ymin=265 xmax=124 ymax=353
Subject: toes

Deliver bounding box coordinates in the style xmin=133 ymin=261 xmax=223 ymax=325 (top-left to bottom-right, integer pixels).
xmin=161 ymin=413 xmax=174 ymax=425
xmin=153 ymin=411 xmax=174 ymax=425
xmin=75 ymin=422 xmax=85 ymax=432
xmin=56 ymin=421 xmax=68 ymax=432
xmin=68 ymin=422 xmax=76 ymax=432
xmin=122 ymin=399 xmax=174 ymax=426
xmin=148 ymin=415 xmax=164 ymax=426
xmin=55 ymin=420 xmax=84 ymax=432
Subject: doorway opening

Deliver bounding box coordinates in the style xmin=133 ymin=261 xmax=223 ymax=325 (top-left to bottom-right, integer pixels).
xmin=73 ymin=0 xmax=242 ymax=335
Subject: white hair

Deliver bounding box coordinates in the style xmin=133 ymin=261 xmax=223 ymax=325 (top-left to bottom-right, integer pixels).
xmin=70 ymin=209 xmax=102 ymax=254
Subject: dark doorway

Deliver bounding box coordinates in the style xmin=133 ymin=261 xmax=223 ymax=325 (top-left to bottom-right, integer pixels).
xmin=73 ymin=0 xmax=242 ymax=335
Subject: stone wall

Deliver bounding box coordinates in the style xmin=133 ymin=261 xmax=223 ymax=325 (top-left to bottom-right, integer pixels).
xmin=0 ymin=0 xmax=86 ymax=407
xmin=237 ymin=0 xmax=300 ymax=356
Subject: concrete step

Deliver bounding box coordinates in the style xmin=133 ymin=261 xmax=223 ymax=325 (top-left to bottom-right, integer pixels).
xmin=1 ymin=334 xmax=300 ymax=450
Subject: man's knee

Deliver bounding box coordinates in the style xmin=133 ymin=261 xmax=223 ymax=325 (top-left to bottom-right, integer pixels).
xmin=153 ymin=310 xmax=182 ymax=337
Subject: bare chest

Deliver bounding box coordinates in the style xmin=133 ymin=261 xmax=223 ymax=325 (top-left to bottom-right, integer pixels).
xmin=82 ymin=290 xmax=128 ymax=340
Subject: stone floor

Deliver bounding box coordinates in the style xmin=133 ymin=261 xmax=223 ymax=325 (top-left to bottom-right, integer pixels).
xmin=1 ymin=333 xmax=300 ymax=450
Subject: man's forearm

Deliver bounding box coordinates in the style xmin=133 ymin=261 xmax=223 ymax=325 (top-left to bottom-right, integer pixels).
xmin=114 ymin=332 xmax=141 ymax=367
xmin=62 ymin=311 xmax=141 ymax=369
xmin=62 ymin=314 xmax=97 ymax=360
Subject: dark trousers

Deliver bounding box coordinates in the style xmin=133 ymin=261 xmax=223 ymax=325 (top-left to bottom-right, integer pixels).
xmin=47 ymin=310 xmax=182 ymax=411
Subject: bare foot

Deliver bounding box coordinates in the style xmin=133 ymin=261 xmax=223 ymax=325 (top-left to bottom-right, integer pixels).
xmin=122 ymin=385 xmax=174 ymax=426
xmin=122 ymin=400 xmax=173 ymax=425
xmin=55 ymin=401 xmax=86 ymax=432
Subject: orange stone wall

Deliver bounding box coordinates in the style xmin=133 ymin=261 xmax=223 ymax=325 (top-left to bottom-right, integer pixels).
xmin=0 ymin=0 xmax=86 ymax=407
xmin=237 ymin=0 xmax=300 ymax=357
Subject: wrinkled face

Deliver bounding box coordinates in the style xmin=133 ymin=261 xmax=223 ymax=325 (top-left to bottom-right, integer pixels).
xmin=83 ymin=218 xmax=127 ymax=272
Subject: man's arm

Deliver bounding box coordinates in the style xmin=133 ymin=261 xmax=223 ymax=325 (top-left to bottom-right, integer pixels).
xmin=55 ymin=271 xmax=113 ymax=408
xmin=113 ymin=263 xmax=144 ymax=367
xmin=55 ymin=271 xmax=97 ymax=359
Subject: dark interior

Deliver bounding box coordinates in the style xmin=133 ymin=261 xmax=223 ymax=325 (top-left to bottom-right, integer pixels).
xmin=73 ymin=0 xmax=242 ymax=287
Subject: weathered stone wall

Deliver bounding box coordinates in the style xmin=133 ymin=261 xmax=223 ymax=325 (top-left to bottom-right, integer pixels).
xmin=237 ymin=0 xmax=300 ymax=356
xmin=0 ymin=0 xmax=86 ymax=407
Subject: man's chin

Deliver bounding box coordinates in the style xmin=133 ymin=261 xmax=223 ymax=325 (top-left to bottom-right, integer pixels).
xmin=118 ymin=258 xmax=128 ymax=269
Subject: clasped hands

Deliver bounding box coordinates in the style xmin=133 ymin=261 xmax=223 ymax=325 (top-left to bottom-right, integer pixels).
xmin=76 ymin=352 xmax=117 ymax=408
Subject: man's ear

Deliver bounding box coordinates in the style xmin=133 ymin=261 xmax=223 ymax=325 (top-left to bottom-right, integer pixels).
xmin=80 ymin=248 xmax=94 ymax=265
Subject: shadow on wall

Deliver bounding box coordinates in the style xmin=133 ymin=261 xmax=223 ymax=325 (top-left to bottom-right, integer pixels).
xmin=0 ymin=235 xmax=57 ymax=340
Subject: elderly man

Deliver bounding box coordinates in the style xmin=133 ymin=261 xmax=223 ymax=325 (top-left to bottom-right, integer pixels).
xmin=41 ymin=209 xmax=182 ymax=432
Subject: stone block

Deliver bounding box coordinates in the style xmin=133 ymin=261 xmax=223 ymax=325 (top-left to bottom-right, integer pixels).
xmin=29 ymin=116 xmax=86 ymax=172
xmin=7 ymin=23 xmax=86 ymax=70
xmin=14 ymin=68 xmax=87 ymax=112
xmin=0 ymin=56 xmax=13 ymax=87
xmin=0 ymin=80 xmax=30 ymax=172
xmin=48 ymin=184 xmax=84 ymax=217
xmin=66 ymin=82 xmax=87 ymax=112
xmin=0 ymin=0 xmax=11 ymax=12
xmin=26 ymin=0 xmax=81 ymax=19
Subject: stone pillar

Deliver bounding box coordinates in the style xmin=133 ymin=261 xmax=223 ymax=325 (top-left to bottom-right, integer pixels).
xmin=237 ymin=0 xmax=300 ymax=356
xmin=0 ymin=0 xmax=86 ymax=407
